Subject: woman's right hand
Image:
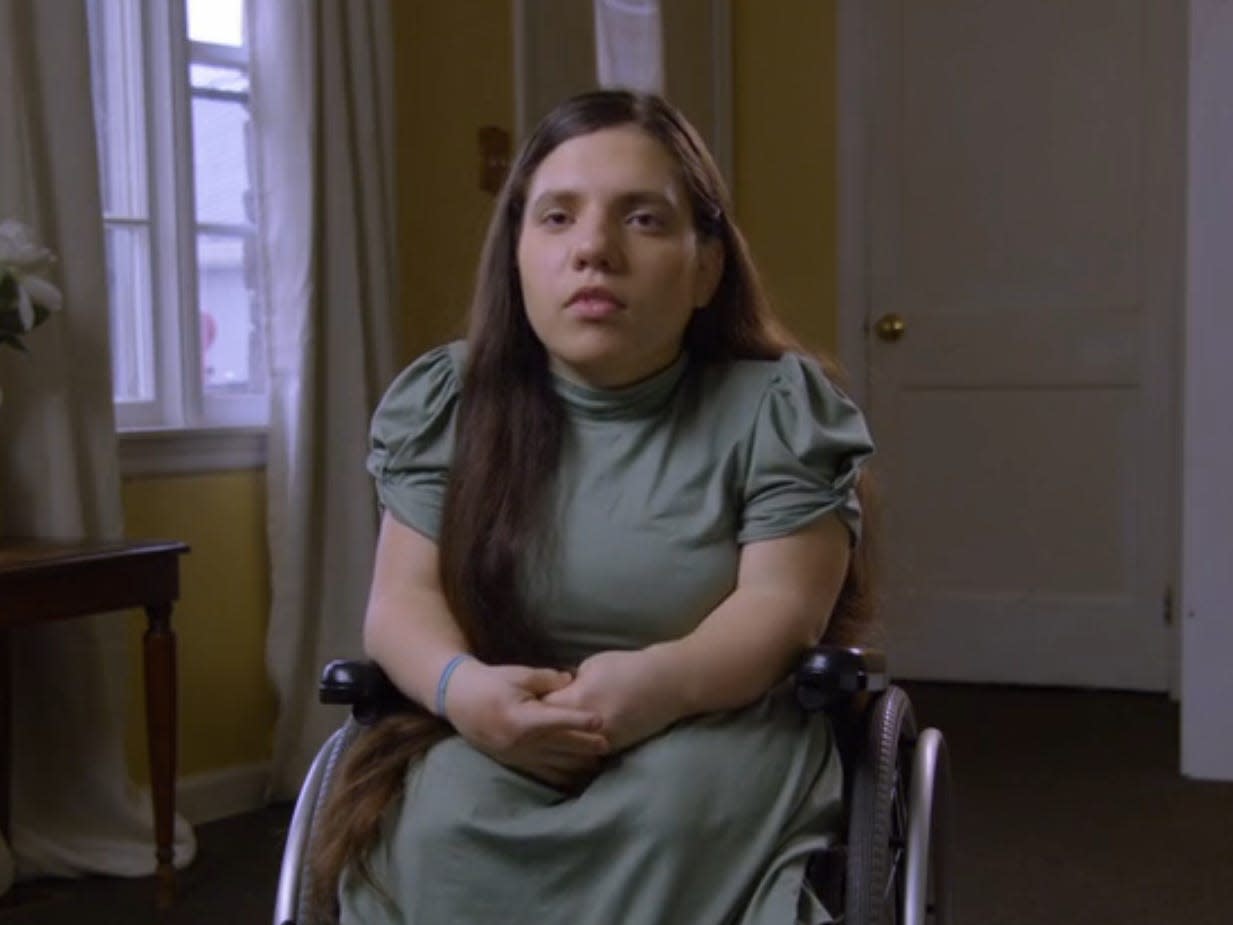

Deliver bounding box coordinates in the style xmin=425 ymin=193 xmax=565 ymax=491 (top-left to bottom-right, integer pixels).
xmin=443 ymin=660 xmax=611 ymax=791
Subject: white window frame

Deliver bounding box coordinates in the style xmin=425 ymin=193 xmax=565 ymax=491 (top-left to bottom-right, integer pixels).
xmin=89 ymin=0 xmax=267 ymax=473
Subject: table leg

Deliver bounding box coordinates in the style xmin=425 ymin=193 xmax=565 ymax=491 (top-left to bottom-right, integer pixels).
xmin=0 ymin=628 xmax=10 ymax=839
xmin=143 ymin=603 xmax=177 ymax=907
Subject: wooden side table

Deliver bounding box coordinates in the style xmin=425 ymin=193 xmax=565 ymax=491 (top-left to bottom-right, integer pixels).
xmin=0 ymin=539 xmax=189 ymax=905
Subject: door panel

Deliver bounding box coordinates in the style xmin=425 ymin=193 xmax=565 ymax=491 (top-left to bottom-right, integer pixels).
xmin=895 ymin=388 xmax=1134 ymax=594
xmin=868 ymin=0 xmax=1177 ymax=688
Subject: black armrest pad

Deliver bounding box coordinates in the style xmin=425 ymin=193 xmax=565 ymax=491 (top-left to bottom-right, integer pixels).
xmin=794 ymin=645 xmax=888 ymax=712
xmin=319 ymin=659 xmax=410 ymax=714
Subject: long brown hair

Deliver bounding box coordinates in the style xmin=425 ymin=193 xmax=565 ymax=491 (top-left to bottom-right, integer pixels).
xmin=310 ymin=89 xmax=877 ymax=911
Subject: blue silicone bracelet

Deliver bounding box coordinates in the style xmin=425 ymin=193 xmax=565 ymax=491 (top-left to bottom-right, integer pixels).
xmin=435 ymin=654 xmax=472 ymax=718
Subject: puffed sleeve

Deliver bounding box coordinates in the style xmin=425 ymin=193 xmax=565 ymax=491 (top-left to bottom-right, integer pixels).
xmin=738 ymin=353 xmax=875 ymax=546
xmin=366 ymin=342 xmax=463 ymax=540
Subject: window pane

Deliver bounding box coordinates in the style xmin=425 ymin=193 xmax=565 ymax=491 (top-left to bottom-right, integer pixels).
xmin=187 ymin=0 xmax=245 ymax=47
xmin=197 ymin=234 xmax=265 ymax=395
xmin=104 ymin=225 xmax=156 ymax=403
xmin=85 ymin=0 xmax=148 ymax=219
xmin=191 ymin=95 xmax=253 ymax=225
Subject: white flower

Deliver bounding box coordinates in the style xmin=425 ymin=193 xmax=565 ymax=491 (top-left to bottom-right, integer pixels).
xmin=18 ymin=273 xmax=63 ymax=315
xmin=1 ymin=219 xmax=63 ymax=353
xmin=0 ymin=219 xmax=55 ymax=269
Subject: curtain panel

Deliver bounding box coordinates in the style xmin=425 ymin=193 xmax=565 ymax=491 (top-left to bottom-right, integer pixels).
xmin=249 ymin=0 xmax=402 ymax=799
xmin=594 ymin=0 xmax=664 ymax=93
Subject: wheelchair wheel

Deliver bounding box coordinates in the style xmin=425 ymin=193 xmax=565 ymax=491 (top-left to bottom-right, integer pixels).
xmin=845 ymin=685 xmax=916 ymax=925
xmin=274 ymin=718 xmax=362 ymax=925
xmin=902 ymin=727 xmax=953 ymax=925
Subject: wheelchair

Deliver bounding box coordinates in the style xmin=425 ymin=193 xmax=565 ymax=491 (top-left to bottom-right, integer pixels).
xmin=273 ymin=647 xmax=953 ymax=925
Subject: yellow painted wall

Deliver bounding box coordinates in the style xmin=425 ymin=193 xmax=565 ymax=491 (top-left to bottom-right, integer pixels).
xmin=120 ymin=0 xmax=840 ymax=787
xmin=392 ymin=0 xmax=514 ymax=362
xmin=391 ymin=0 xmax=838 ymax=358
xmin=733 ymin=1 xmax=838 ymax=354
xmin=122 ymin=471 xmax=274 ymax=782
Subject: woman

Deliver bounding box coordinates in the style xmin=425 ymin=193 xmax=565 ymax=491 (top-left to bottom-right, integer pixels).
xmin=317 ymin=89 xmax=875 ymax=924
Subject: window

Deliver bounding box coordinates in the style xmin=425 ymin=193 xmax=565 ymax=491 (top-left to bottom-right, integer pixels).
xmin=87 ymin=0 xmax=267 ymax=455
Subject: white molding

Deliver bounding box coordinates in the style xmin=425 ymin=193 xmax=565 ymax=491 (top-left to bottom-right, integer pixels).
xmin=1181 ymin=0 xmax=1233 ymax=782
xmin=167 ymin=0 xmax=207 ymax=426
xmin=145 ymin=0 xmax=189 ymax=426
xmin=119 ymin=425 xmax=267 ymax=477
xmin=1141 ymin=0 xmax=1189 ymax=701
xmin=174 ymin=761 xmax=272 ymax=825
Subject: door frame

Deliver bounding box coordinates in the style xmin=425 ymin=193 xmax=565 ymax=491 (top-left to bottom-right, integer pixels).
xmin=1181 ymin=0 xmax=1233 ymax=781
xmin=834 ymin=0 xmax=1186 ymax=693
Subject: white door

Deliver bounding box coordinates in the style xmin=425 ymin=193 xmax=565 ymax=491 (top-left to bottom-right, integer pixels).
xmin=859 ymin=0 xmax=1183 ymax=689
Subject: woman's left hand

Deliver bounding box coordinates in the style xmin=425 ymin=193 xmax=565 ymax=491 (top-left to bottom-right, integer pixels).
xmin=541 ymin=648 xmax=684 ymax=752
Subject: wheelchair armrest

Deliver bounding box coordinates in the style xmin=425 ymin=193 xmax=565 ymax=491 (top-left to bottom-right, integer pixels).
xmin=794 ymin=645 xmax=888 ymax=712
xmin=321 ymin=646 xmax=889 ymax=720
xmin=319 ymin=659 xmax=412 ymax=724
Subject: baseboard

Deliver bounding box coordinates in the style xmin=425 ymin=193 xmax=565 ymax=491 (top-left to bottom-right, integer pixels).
xmin=176 ymin=762 xmax=272 ymax=825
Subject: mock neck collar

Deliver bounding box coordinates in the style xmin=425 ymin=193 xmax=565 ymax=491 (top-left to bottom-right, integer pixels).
xmin=552 ymin=352 xmax=689 ymax=420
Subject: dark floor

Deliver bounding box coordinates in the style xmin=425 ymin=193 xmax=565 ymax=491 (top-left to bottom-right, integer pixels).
xmin=906 ymin=682 xmax=1233 ymax=925
xmin=0 ymin=803 xmax=291 ymax=925
xmin=1 ymin=683 xmax=1231 ymax=924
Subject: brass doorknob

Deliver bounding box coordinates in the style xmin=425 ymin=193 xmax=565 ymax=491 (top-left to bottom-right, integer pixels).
xmin=874 ymin=313 xmax=906 ymax=342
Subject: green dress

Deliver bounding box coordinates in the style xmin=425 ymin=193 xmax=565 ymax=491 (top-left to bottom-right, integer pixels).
xmin=344 ymin=342 xmax=874 ymax=925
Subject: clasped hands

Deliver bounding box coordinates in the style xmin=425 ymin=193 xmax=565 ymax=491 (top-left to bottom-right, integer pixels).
xmin=443 ymin=648 xmax=682 ymax=791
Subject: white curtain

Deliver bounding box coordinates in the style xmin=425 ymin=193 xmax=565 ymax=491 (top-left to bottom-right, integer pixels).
xmin=0 ymin=0 xmax=194 ymax=895
xmin=249 ymin=0 xmax=401 ymax=799
xmin=594 ymin=0 xmax=664 ymax=93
